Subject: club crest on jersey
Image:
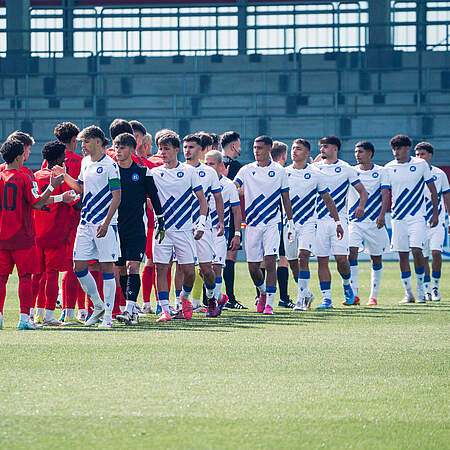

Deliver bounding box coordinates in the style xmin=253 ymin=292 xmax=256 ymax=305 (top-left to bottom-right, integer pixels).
xmin=372 ymin=172 xmax=379 ymax=178
xmin=199 ymin=170 xmax=206 ymax=177
xmin=268 ymin=170 xmax=275 ymax=177
xmin=335 ymin=167 xmax=342 ymax=173
xmin=177 ymin=172 xmax=184 ymax=178
xmin=132 ymin=173 xmax=139 ymax=181
xmin=97 ymin=167 xmax=103 ymax=174
xmin=304 ymin=173 xmax=311 ymax=179
xmin=410 ymin=166 xmax=416 ymax=172
xmin=432 ymin=175 xmax=437 ymax=181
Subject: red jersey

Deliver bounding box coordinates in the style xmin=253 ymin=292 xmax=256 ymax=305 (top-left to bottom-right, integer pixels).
xmin=145 ymin=154 xmax=164 ymax=228
xmin=33 ymin=168 xmax=75 ymax=248
xmin=0 ymin=163 xmax=36 ymax=182
xmin=0 ymin=168 xmax=40 ymax=250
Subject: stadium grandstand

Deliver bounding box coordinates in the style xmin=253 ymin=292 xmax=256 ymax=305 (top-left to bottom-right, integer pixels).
xmin=0 ymin=0 xmax=449 ymax=174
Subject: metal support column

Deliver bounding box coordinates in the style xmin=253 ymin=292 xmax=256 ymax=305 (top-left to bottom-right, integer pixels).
xmin=237 ymin=0 xmax=247 ymax=55
xmin=6 ymin=0 xmax=30 ymax=62
xmin=63 ymin=0 xmax=75 ymax=57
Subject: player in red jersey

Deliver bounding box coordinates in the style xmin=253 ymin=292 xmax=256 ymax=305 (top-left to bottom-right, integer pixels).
xmin=0 ymin=139 xmax=68 ymax=330
xmin=33 ymin=141 xmax=80 ymax=326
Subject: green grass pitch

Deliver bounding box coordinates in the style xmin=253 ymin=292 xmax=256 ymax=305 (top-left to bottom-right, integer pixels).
xmin=0 ymin=261 xmax=449 ymax=449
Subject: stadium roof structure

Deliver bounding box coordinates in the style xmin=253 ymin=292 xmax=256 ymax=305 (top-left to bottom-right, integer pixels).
xmin=0 ymin=0 xmax=354 ymax=5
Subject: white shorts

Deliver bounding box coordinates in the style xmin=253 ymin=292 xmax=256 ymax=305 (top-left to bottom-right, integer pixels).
xmin=73 ymin=223 xmax=121 ymax=263
xmin=285 ymin=221 xmax=316 ymax=260
xmin=153 ymin=229 xmax=197 ymax=265
xmin=349 ymin=221 xmax=390 ymax=256
xmin=315 ymin=219 xmax=349 ymax=257
xmin=245 ymin=223 xmax=280 ymax=263
xmin=212 ymin=231 xmax=227 ymax=267
xmin=391 ymin=218 xmax=427 ymax=252
xmin=423 ymin=223 xmax=445 ymax=257
xmin=195 ymin=227 xmax=216 ymax=264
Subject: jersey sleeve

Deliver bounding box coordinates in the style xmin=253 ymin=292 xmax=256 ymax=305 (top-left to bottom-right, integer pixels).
xmin=380 ymin=166 xmax=391 ymax=189
xmin=191 ymin=168 xmax=203 ymax=192
xmin=316 ymin=171 xmax=329 ymax=194
xmin=144 ymin=168 xmax=163 ymax=216
xmin=423 ymin=162 xmax=434 ymax=184
xmin=77 ymin=160 xmax=85 ymax=185
xmin=441 ymin=172 xmax=450 ymax=194
xmin=108 ymin=161 xmax=121 ymax=191
xmin=234 ymin=165 xmax=246 ymax=187
xmin=229 ymin=182 xmax=240 ymax=207
xmin=280 ymin=168 xmax=289 ymax=192
xmin=23 ymin=173 xmax=41 ymax=206
xmin=347 ymin=166 xmax=361 ymax=186
xmin=210 ymin=170 xmax=221 ymax=194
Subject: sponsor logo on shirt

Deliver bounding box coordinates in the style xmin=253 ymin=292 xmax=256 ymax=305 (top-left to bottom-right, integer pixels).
xmin=97 ymin=167 xmax=103 ymax=174
xmin=132 ymin=173 xmax=139 ymax=181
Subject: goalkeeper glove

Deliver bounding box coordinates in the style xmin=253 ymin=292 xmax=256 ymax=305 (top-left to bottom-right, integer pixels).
xmin=155 ymin=214 xmax=166 ymax=243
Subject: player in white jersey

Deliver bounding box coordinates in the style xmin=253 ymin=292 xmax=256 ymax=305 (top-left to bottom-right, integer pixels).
xmin=313 ymin=136 xmax=368 ymax=309
xmin=234 ymin=135 xmax=294 ymax=315
xmin=54 ymin=126 xmax=121 ymax=328
xmin=172 ymin=134 xmax=224 ymax=318
xmin=347 ymin=141 xmax=390 ymax=306
xmin=382 ymin=135 xmax=439 ymax=304
xmin=151 ymin=131 xmax=208 ymax=322
xmin=285 ymin=138 xmax=343 ymax=311
xmin=205 ymin=150 xmax=242 ymax=312
xmin=414 ymin=141 xmax=450 ymax=302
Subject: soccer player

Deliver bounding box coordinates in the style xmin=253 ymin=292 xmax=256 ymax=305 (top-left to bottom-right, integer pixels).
xmin=196 ymin=131 xmax=213 ymax=162
xmin=106 ymin=118 xmax=134 ymax=159
xmin=383 ymin=135 xmax=438 ymax=303
xmin=110 ymin=133 xmax=165 ymax=325
xmin=205 ymin=150 xmax=241 ymax=310
xmin=130 ymin=120 xmax=147 ymax=156
xmin=175 ymin=134 xmax=224 ymax=317
xmin=53 ymin=121 xmax=86 ymax=321
xmin=284 ymin=139 xmax=343 ymax=311
xmin=142 ymin=133 xmax=153 ymax=157
xmin=209 ymin=133 xmax=220 ymax=151
xmin=348 ymin=141 xmax=390 ymax=306
xmin=33 ymin=141 xmax=80 ymax=326
xmin=234 ymin=135 xmax=294 ymax=315
xmin=151 ymin=131 xmax=208 ymax=322
xmin=414 ymin=141 xmax=450 ymax=301
xmin=0 ymin=139 xmax=66 ymax=330
xmin=53 ymin=126 xmax=121 ymax=328
xmin=314 ymin=136 xmax=368 ymax=309
xmin=1 ymin=131 xmax=36 ymax=184
xmin=221 ymin=131 xmax=246 ymax=309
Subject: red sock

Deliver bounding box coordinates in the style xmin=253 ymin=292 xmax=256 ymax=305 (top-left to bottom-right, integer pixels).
xmin=142 ymin=265 xmax=154 ymax=302
xmin=18 ymin=274 xmax=33 ymax=315
xmin=112 ymin=289 xmax=122 ymax=315
xmin=31 ymin=273 xmax=42 ymax=309
xmin=36 ymin=273 xmax=47 ymax=309
xmin=44 ymin=271 xmax=59 ymax=311
xmin=62 ymin=270 xmax=79 ymax=310
xmin=77 ymin=286 xmax=86 ymax=310
xmin=0 ymin=275 xmax=8 ymax=314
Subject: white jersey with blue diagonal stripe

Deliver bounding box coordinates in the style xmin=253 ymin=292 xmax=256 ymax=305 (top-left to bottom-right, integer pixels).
xmin=209 ymin=175 xmax=240 ymax=230
xmin=235 ymin=160 xmax=289 ymax=227
xmin=190 ymin=162 xmax=221 ymax=228
xmin=382 ymin=157 xmax=433 ymax=221
xmin=424 ymin=165 xmax=450 ymax=225
xmin=348 ymin=164 xmax=385 ymax=223
xmin=285 ymin=163 xmax=329 ymax=226
xmin=78 ymin=154 xmax=120 ymax=226
xmin=151 ymin=162 xmax=202 ymax=231
xmin=314 ymin=159 xmax=360 ymax=221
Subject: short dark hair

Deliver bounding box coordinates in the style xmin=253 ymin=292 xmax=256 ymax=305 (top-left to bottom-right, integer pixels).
xmin=196 ymin=131 xmax=213 ymax=150
xmin=319 ymin=136 xmax=341 ymax=151
xmin=42 ymin=140 xmax=66 ymax=163
xmin=220 ymin=131 xmax=240 ymax=149
xmin=1 ymin=139 xmax=24 ymax=163
xmin=183 ymin=134 xmax=202 ymax=146
xmin=293 ymin=138 xmax=311 ymax=151
xmin=54 ymin=122 xmax=80 ymax=144
xmin=355 ymin=140 xmax=375 ymax=157
xmin=7 ymin=131 xmax=35 ymax=147
xmin=109 ymin=118 xmax=133 ymax=140
xmin=155 ymin=129 xmax=173 ymax=147
xmin=271 ymin=140 xmax=288 ymax=161
xmin=114 ymin=132 xmax=137 ymax=149
xmin=390 ymin=134 xmax=411 ymax=149
xmin=158 ymin=132 xmax=180 ymax=149
xmin=414 ymin=141 xmax=434 ymax=155
xmin=209 ymin=133 xmax=220 ymax=147
xmin=78 ymin=125 xmax=109 ymax=146
xmin=254 ymin=135 xmax=273 ymax=147
xmin=130 ymin=120 xmax=147 ymax=136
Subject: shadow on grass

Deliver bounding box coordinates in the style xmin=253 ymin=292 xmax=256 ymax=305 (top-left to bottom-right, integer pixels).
xmin=41 ymin=302 xmax=450 ymax=333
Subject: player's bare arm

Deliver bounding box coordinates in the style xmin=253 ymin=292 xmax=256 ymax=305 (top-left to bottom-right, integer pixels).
xmin=193 ymin=188 xmax=207 ymax=240
xmin=32 ymin=171 xmax=65 ymax=210
xmin=320 ymin=191 xmax=344 ymax=239
xmin=145 ymin=174 xmax=165 ymax=243
xmin=229 ymin=204 xmax=242 ymax=251
xmin=426 ymin=181 xmax=439 ymax=228
xmin=52 ymin=163 xmax=83 ymax=194
xmin=376 ymin=188 xmax=390 ymax=229
xmin=96 ymin=189 xmax=121 ymax=238
xmin=443 ymin=191 xmax=450 ymax=233
xmin=213 ymin=191 xmax=225 ymax=237
xmin=353 ymin=182 xmax=368 ymax=219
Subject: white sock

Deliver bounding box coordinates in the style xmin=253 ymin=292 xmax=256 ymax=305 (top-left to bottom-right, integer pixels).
xmin=20 ymin=313 xmax=29 ymax=322
xmin=66 ymin=308 xmax=75 ymax=319
xmin=401 ymin=271 xmax=414 ymax=298
xmin=191 ymin=298 xmax=200 ymax=308
xmin=78 ymin=308 xmax=86 ymax=316
xmin=44 ymin=309 xmax=54 ymax=321
xmin=0 ymin=312 xmax=3 ymax=321
xmin=423 ymin=279 xmax=431 ymax=295
xmin=432 ymin=271 xmax=440 ymax=290
xmin=125 ymin=300 xmax=135 ymax=315
xmin=29 ymin=307 xmax=34 ymax=317
xmin=76 ymin=270 xmax=103 ymax=307
xmin=415 ymin=268 xmax=425 ymax=299
xmin=143 ymin=301 xmax=150 ymax=307
xmin=102 ymin=275 xmax=116 ymax=313
xmin=255 ymin=280 xmax=266 ymax=295
xmin=266 ymin=286 xmax=276 ymax=308
xmin=349 ymin=261 xmax=358 ymax=296
xmin=120 ymin=305 xmax=125 ymax=312
xmin=320 ymin=282 xmax=332 ymax=300
xmin=370 ymin=264 xmax=383 ymax=300
xmin=297 ymin=271 xmax=310 ymax=304
xmin=36 ymin=307 xmax=44 ymax=318
xmin=205 ymin=282 xmax=215 ymax=299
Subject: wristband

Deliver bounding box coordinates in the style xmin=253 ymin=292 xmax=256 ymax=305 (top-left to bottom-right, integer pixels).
xmin=53 ymin=194 xmax=63 ymax=203
xmin=47 ymin=184 xmax=55 ymax=192
xmin=335 ymin=221 xmax=341 ymax=226
xmin=234 ymin=231 xmax=241 ymax=237
xmin=196 ymin=215 xmax=207 ymax=232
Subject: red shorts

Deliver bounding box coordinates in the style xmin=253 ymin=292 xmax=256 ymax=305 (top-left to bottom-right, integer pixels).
xmin=37 ymin=246 xmax=67 ymax=272
xmin=0 ymin=247 xmax=38 ymax=276
xmin=145 ymin=227 xmax=154 ymax=259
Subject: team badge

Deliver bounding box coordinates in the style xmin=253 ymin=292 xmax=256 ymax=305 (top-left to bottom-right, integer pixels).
xmin=410 ymin=166 xmax=416 ymax=172
xmin=132 ymin=173 xmax=139 ymax=181
xmin=97 ymin=167 xmax=103 ymax=174
xmin=372 ymin=172 xmax=379 ymax=178
xmin=268 ymin=170 xmax=275 ymax=177
xmin=432 ymin=175 xmax=437 ymax=181
xmin=335 ymin=167 xmax=342 ymax=173
xmin=304 ymin=173 xmax=311 ymax=179
xmin=177 ymin=172 xmax=184 ymax=178
xmin=199 ymin=170 xmax=205 ymax=177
